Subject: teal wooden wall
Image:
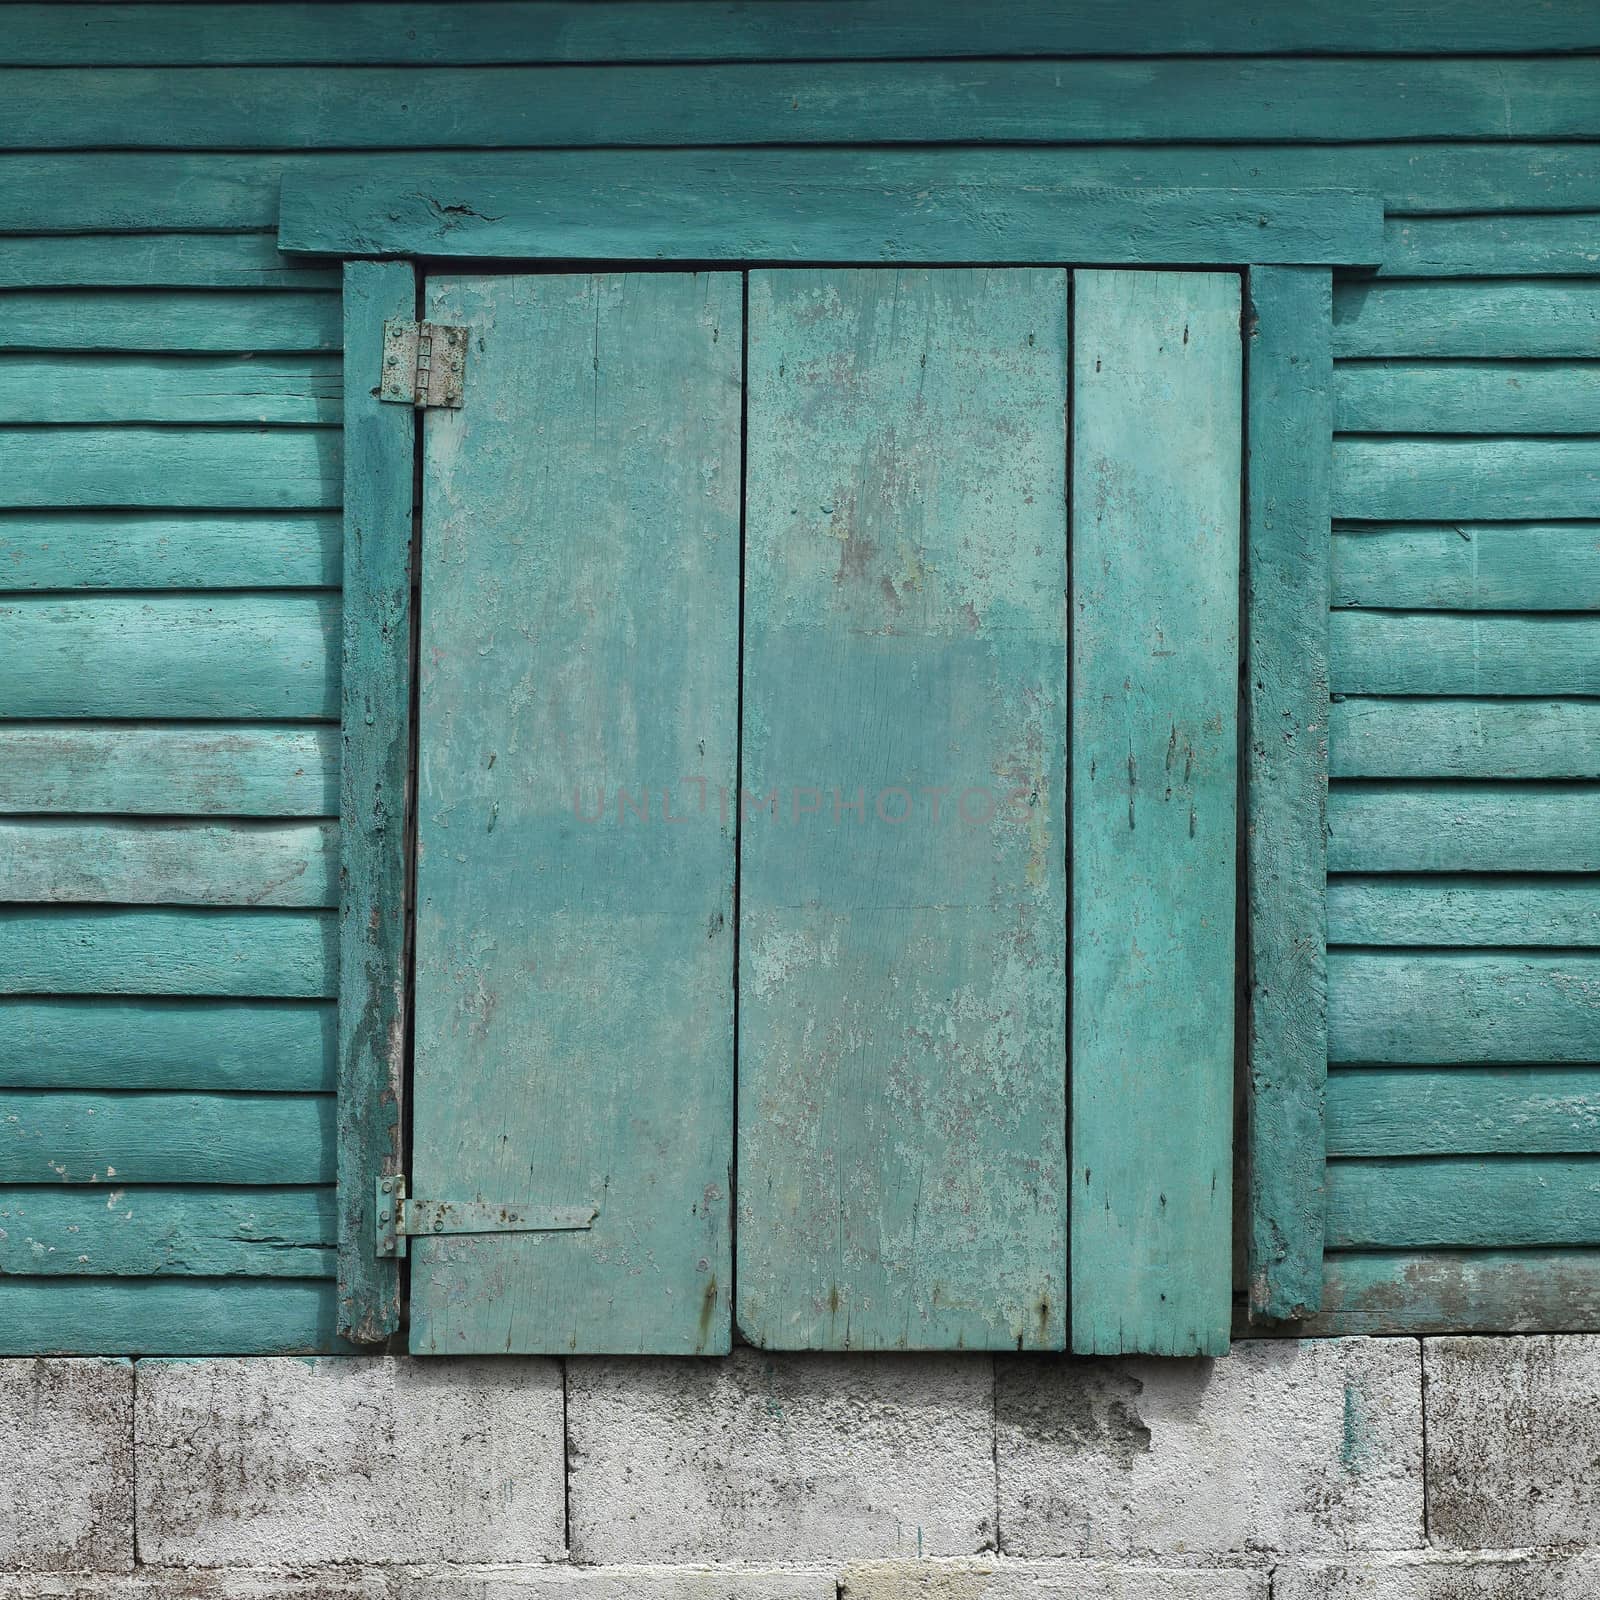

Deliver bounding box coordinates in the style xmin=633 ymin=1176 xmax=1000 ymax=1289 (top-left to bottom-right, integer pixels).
xmin=0 ymin=0 xmax=1596 ymax=1351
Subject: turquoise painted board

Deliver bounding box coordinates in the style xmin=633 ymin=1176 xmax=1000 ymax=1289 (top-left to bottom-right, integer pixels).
xmin=1070 ymin=269 xmax=1241 ymax=1357
xmin=410 ymin=272 xmax=741 ymax=1355
xmin=1244 ymin=265 xmax=1331 ymax=1322
xmin=335 ymin=257 xmax=414 ymax=1344
xmin=738 ymin=268 xmax=1069 ymax=1352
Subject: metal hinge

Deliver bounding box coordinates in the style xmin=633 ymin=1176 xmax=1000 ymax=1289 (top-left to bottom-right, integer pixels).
xmin=375 ymin=1174 xmax=597 ymax=1258
xmin=379 ymin=319 xmax=468 ymax=408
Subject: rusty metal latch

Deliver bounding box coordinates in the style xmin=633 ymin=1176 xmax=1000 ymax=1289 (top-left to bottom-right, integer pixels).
xmin=379 ymin=319 xmax=468 ymax=408
xmin=375 ymin=1175 xmax=597 ymax=1257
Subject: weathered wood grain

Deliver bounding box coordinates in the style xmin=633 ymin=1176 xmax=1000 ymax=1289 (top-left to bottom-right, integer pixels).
xmin=1333 ymin=281 xmax=1600 ymax=358
xmin=0 ymin=428 xmax=340 ymax=509
xmin=739 ymin=268 xmax=1068 ymax=1353
xmin=1335 ymin=361 xmax=1600 ymax=435
xmin=10 ymin=60 xmax=1600 ymax=148
xmin=0 ymin=291 xmax=339 ymax=352
xmin=1326 ymin=1157 xmax=1600 ymax=1247
xmin=1328 ymin=952 xmax=1600 ymax=1065
xmin=1329 ymin=784 xmax=1600 ymax=874
xmin=1332 ymin=439 xmax=1600 ymax=522
xmin=282 ymin=165 xmax=1380 ymax=265
xmin=1378 ymin=215 xmax=1600 ymax=278
xmin=0 ymin=1091 xmax=333 ymax=1184
xmin=0 ymin=909 xmax=337 ymax=998
xmin=0 ymin=354 xmax=342 ymax=425
xmin=0 ymin=1277 xmax=346 ymax=1355
xmin=1331 ymin=524 xmax=1600 ymax=612
xmin=0 ymin=998 xmax=334 ymax=1092
xmin=1244 ymin=266 xmax=1331 ymax=1323
xmin=334 ymin=259 xmax=412 ymax=1346
xmin=0 ymin=232 xmax=339 ymax=290
xmin=411 ymin=271 xmax=741 ymax=1356
xmin=1331 ymin=700 xmax=1600 ymax=781
xmin=0 ymin=820 xmax=337 ymax=907
xmin=0 ymin=1186 xmax=334 ymax=1277
xmin=0 ymin=510 xmax=340 ymax=590
xmin=1071 ymin=269 xmax=1239 ymax=1357
xmin=1328 ymin=876 xmax=1600 ymax=947
xmin=1330 ymin=613 xmax=1600 ymax=696
xmin=1327 ymin=1068 xmax=1600 ymax=1158
xmin=13 ymin=2 xmax=1600 ymax=64
xmin=1305 ymin=1249 xmax=1600 ymax=1337
xmin=0 ymin=725 xmax=338 ymax=815
xmin=2 ymin=595 xmax=339 ymax=719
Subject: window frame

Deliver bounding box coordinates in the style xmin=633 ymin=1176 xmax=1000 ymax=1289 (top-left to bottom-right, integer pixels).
xmin=285 ymin=176 xmax=1349 ymax=1344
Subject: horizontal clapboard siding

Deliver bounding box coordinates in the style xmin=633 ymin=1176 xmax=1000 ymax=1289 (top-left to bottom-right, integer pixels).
xmin=7 ymin=2 xmax=1600 ymax=1351
xmin=0 ymin=1092 xmax=334 ymax=1184
xmin=0 ymin=251 xmax=342 ymax=1349
xmin=14 ymin=150 xmax=1600 ymax=237
xmin=1326 ymin=248 xmax=1600 ymax=1335
xmin=0 ymin=998 xmax=335 ymax=1092
xmin=0 ymin=513 xmax=341 ymax=591
xmin=10 ymin=3 xmax=1600 ymax=62
xmin=9 ymin=60 xmax=1600 ymax=148
xmin=0 ymin=1186 xmax=334 ymax=1278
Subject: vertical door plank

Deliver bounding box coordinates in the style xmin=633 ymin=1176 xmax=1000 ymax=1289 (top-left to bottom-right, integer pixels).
xmin=1070 ymin=268 xmax=1241 ymax=1357
xmin=336 ymin=258 xmax=413 ymax=1344
xmin=740 ymin=268 xmax=1069 ymax=1351
xmin=1245 ymin=266 xmax=1332 ymax=1321
xmin=411 ymin=272 xmax=741 ymax=1354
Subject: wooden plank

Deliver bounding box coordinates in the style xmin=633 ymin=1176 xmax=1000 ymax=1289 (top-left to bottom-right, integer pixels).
xmin=739 ymin=267 xmax=1068 ymax=1353
xmin=0 ymin=148 xmax=1587 ymax=237
xmin=0 ymin=354 xmax=342 ymax=425
xmin=0 ymin=909 xmax=337 ymax=998
xmin=1328 ymin=952 xmax=1600 ymax=1065
xmin=1330 ymin=613 xmax=1600 ymax=697
xmin=1378 ymin=215 xmax=1600 ymax=278
xmin=1335 ymin=362 xmax=1600 ymax=436
xmin=0 ymin=820 xmax=337 ymax=908
xmin=1333 ymin=439 xmax=1600 ymax=522
xmin=1331 ymin=700 xmax=1600 ymax=781
xmin=1333 ymin=282 xmax=1600 ymax=359
xmin=0 ymin=1186 xmax=334 ymax=1277
xmin=284 ymin=167 xmax=1379 ymax=265
xmin=0 ymin=296 xmax=337 ymax=358
xmin=0 ymin=1278 xmax=345 ymax=1356
xmin=0 ymin=233 xmax=339 ymax=290
xmin=0 ymin=1091 xmax=333 ymax=1184
xmin=1071 ymin=269 xmax=1239 ymax=1357
xmin=0 ymin=428 xmax=340 ymax=510
xmin=1 ymin=595 xmax=339 ymax=719
xmin=335 ymin=258 xmax=412 ymax=1347
xmin=0 ymin=291 xmax=339 ymax=353
xmin=0 ymin=998 xmax=334 ymax=1092
xmin=411 ymin=271 xmax=741 ymax=1356
xmin=1325 ymin=1158 xmax=1600 ymax=1248
xmin=10 ymin=60 xmax=1600 ymax=149
xmin=1331 ymin=524 xmax=1600 ymax=612
xmin=1328 ymin=874 xmax=1600 ymax=946
xmin=1329 ymin=785 xmax=1600 ymax=874
xmin=12 ymin=2 xmax=1600 ymax=64
xmin=1327 ymin=1069 xmax=1600 ymax=1158
xmin=0 ymin=511 xmax=340 ymax=590
xmin=1306 ymin=1249 xmax=1600 ymax=1337
xmin=1244 ymin=266 xmax=1331 ymax=1323
xmin=0 ymin=725 xmax=338 ymax=816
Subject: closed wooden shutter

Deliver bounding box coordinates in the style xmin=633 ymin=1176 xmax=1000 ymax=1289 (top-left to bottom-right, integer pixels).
xmin=405 ymin=267 xmax=1241 ymax=1355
